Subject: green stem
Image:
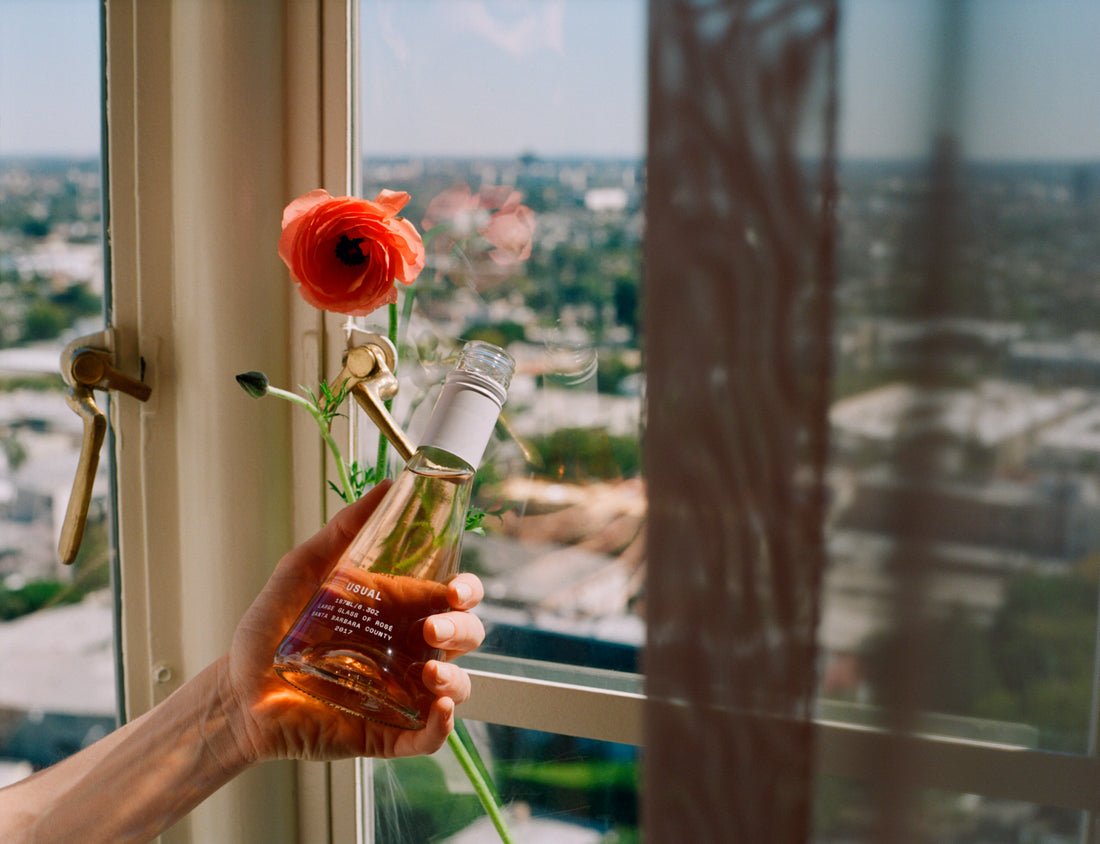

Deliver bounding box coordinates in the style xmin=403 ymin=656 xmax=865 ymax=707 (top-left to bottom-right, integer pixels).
xmin=374 ymin=302 xmax=400 ymax=480
xmin=399 ymin=283 xmax=417 ymax=350
xmin=265 ymin=385 xmax=355 ymax=503
xmin=390 ymin=296 xmax=401 ymax=348
xmin=446 ymin=728 xmax=516 ymax=844
xmin=454 ymin=719 xmax=503 ymax=804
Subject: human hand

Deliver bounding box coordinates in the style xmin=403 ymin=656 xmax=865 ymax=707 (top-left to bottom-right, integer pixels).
xmin=220 ymin=481 xmax=486 ymax=764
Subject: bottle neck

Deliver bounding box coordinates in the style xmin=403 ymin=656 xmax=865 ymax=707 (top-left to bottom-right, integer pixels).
xmin=406 ymin=445 xmax=476 ymax=478
xmin=416 ymin=375 xmax=503 ymax=470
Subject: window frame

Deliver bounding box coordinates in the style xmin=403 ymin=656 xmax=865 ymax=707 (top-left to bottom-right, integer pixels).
xmin=104 ymin=1 xmax=357 ymax=841
xmin=101 ymin=0 xmax=1100 ymax=841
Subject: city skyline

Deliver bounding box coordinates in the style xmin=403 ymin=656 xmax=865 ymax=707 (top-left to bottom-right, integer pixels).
xmin=2 ymin=0 xmax=1100 ymax=162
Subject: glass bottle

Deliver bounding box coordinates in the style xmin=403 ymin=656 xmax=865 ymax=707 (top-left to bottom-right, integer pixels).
xmin=274 ymin=341 xmax=514 ymax=729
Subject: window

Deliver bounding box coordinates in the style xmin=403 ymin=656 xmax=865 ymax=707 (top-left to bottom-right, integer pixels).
xmin=818 ymin=0 xmax=1100 ymax=839
xmin=100 ymin=1 xmax=648 ymax=838
xmin=644 ymin=0 xmax=1100 ymax=840
xmin=0 ymin=0 xmax=116 ymax=786
xmin=36 ymin=0 xmax=1100 ymax=841
xmin=100 ymin=2 xmax=349 ymax=840
xmin=354 ymin=2 xmax=647 ymax=839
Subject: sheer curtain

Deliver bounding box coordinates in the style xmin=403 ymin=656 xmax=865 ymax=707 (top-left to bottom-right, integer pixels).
xmin=643 ymin=2 xmax=1096 ymax=841
xmin=645 ymin=1 xmax=839 ymax=841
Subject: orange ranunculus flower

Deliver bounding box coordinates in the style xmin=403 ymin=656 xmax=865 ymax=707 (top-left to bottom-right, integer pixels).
xmin=278 ymin=188 xmax=426 ymax=316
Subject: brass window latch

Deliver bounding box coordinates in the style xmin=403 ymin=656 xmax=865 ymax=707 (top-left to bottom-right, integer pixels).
xmin=58 ymin=330 xmax=151 ymax=565
xmin=330 ymin=334 xmax=415 ymax=463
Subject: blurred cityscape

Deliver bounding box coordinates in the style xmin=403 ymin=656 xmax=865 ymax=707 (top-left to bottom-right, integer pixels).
xmin=5 ymin=153 xmax=1100 ymax=839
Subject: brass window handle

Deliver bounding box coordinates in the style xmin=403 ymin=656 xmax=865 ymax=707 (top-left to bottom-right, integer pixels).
xmin=331 ymin=336 xmax=415 ymax=463
xmin=58 ymin=332 xmax=151 ymax=564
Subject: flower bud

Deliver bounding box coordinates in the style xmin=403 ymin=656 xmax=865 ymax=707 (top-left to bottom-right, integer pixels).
xmin=236 ymin=371 xmax=270 ymax=398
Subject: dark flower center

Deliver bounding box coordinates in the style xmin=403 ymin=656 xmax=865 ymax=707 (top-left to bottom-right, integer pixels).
xmin=334 ymin=234 xmax=367 ymax=267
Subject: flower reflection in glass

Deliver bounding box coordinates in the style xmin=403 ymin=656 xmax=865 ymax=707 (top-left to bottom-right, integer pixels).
xmin=421 ymin=183 xmax=536 ymax=285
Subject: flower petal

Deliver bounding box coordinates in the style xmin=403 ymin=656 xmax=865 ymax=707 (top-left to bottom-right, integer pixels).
xmin=481 ymin=203 xmax=536 ymax=264
xmin=422 ymin=183 xmax=474 ymax=229
xmin=476 ymin=185 xmax=519 ymax=210
xmin=281 ymin=188 xmax=333 ymax=228
xmin=372 ymin=189 xmax=412 ymax=218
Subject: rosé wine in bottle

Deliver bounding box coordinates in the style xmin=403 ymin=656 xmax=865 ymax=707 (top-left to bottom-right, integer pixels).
xmin=274 ymin=341 xmax=514 ymax=729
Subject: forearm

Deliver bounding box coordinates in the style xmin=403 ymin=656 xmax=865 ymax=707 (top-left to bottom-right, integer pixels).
xmin=1 ymin=657 xmax=255 ymax=844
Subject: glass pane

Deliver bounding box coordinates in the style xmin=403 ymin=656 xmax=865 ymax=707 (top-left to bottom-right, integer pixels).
xmin=355 ymin=1 xmax=645 ymax=837
xmin=356 ymin=0 xmax=647 ymax=677
xmin=822 ymin=0 xmax=1100 ymax=757
xmin=373 ymin=720 xmax=640 ymax=843
xmin=0 ymin=1 xmax=115 ymax=787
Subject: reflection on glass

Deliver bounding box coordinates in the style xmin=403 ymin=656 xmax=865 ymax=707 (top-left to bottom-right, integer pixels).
xmin=821 ymin=0 xmax=1100 ymax=772
xmin=356 ymin=1 xmax=646 ymax=837
xmin=373 ymin=721 xmax=639 ymax=843
xmin=357 ymin=0 xmax=647 ymax=675
xmin=814 ymin=776 xmax=1084 ymax=844
xmin=0 ymin=1 xmax=114 ymax=788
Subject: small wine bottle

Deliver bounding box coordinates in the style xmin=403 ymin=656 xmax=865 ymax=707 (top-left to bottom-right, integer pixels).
xmin=274 ymin=340 xmax=514 ymax=729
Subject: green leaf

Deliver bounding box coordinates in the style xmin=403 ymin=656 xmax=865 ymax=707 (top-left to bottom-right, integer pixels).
xmin=464 ymin=507 xmax=488 ymax=534
xmin=327 ymin=479 xmax=351 ymax=504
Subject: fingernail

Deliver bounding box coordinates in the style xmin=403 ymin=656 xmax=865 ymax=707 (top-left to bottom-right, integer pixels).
xmin=454 ymin=581 xmax=473 ymax=604
xmin=433 ymin=617 xmax=456 ymax=642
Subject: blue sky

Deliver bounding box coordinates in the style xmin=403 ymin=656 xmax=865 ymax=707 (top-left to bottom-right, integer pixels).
xmin=3 ymin=0 xmax=1100 ymax=161
xmin=1 ymin=0 xmax=101 ymax=157
xmin=840 ymin=0 xmax=1100 ymax=161
xmin=359 ymin=0 xmax=647 ymax=157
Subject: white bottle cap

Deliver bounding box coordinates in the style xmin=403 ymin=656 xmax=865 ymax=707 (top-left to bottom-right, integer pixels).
xmin=418 ymin=343 xmax=513 ymax=469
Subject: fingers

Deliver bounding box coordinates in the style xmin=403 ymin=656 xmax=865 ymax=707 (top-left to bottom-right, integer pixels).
xmin=424 ymin=609 xmax=485 ymax=661
xmin=390 ymin=673 xmax=460 ymax=759
xmin=423 ymin=660 xmax=472 ymax=706
xmin=406 ymin=697 xmax=456 ymax=757
xmin=428 ymin=572 xmax=483 ymax=613
xmin=446 ymin=573 xmax=484 ymax=611
xmin=422 ymin=573 xmax=485 ymax=661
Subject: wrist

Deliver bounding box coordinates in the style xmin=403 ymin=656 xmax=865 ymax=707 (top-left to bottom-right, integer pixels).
xmin=204 ymin=656 xmax=266 ymax=773
xmin=9 ymin=658 xmax=264 ymax=844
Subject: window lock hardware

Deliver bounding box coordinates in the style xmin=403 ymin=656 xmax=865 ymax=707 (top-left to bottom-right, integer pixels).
xmin=330 ymin=335 xmax=415 ymax=462
xmin=58 ymin=329 xmax=152 ymax=565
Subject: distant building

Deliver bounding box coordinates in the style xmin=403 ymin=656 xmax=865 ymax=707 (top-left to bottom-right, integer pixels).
xmin=583 ymin=187 xmax=628 ymax=213
xmin=10 ymin=239 xmax=104 ymax=294
xmin=0 ymin=595 xmax=117 ymax=778
xmin=829 ymin=376 xmax=1100 ymax=561
xmin=1 ymin=389 xmax=101 ymax=580
xmin=1037 ymin=404 xmax=1100 ymax=468
xmin=837 ymin=318 xmax=1024 ymax=374
xmin=829 ymin=380 xmax=1092 ymax=473
xmin=1006 ymin=336 xmax=1100 ymax=388
xmin=833 ymin=466 xmax=1100 ymax=563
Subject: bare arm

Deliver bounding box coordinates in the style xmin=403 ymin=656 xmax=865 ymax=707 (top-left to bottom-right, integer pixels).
xmin=0 ymin=483 xmax=486 ymax=843
xmin=5 ymin=658 xmax=254 ymax=841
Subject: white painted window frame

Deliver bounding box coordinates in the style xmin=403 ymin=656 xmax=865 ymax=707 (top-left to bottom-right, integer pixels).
xmin=104 ymin=1 xmax=358 ymax=841
xmin=100 ymin=1 xmax=1100 ymax=842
